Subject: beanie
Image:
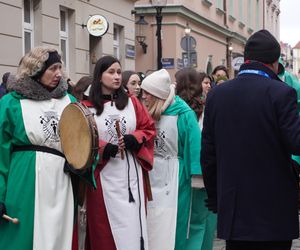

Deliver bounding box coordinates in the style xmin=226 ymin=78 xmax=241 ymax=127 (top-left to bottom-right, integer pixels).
xmin=244 ymin=29 xmax=280 ymax=64
xmin=141 ymin=69 xmax=175 ymax=112
xmin=32 ymin=51 xmax=62 ymax=80
xmin=141 ymin=69 xmax=172 ymax=100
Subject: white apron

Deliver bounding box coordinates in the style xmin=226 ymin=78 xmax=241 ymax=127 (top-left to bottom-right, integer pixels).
xmin=147 ymin=115 xmax=179 ymax=250
xmin=92 ymin=99 xmax=148 ymax=250
xmin=21 ymin=97 xmax=74 ymax=250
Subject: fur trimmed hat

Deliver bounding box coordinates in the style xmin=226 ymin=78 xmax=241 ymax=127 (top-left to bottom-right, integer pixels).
xmin=244 ymin=29 xmax=281 ymax=64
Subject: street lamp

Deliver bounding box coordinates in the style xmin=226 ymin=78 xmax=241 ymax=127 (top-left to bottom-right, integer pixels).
xmin=184 ymin=23 xmax=191 ymax=67
xmin=226 ymin=39 xmax=233 ymax=77
xmin=150 ymin=0 xmax=167 ymax=70
xmin=184 ymin=22 xmax=191 ymax=35
xmin=135 ymin=16 xmax=148 ymax=54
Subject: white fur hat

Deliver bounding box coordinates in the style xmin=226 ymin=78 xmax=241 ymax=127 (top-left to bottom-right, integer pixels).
xmin=141 ymin=69 xmax=175 ymax=112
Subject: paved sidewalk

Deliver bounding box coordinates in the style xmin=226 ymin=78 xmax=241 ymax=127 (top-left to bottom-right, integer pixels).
xmin=213 ymin=216 xmax=300 ymax=250
xmin=213 ymin=237 xmax=225 ymax=250
xmin=213 ymin=237 xmax=300 ymax=250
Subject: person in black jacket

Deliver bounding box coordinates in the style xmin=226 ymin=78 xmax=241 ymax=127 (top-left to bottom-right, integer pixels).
xmin=201 ymin=29 xmax=300 ymax=250
xmin=0 ymin=72 xmax=9 ymax=99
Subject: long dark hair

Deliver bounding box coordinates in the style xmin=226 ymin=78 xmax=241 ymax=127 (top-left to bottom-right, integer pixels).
xmin=121 ymin=70 xmax=136 ymax=89
xmin=175 ymin=68 xmax=204 ymax=119
xmin=89 ymin=56 xmax=128 ymax=115
xmin=71 ymin=76 xmax=93 ymax=100
xmin=211 ymin=65 xmax=229 ymax=79
xmin=198 ymin=72 xmax=212 ymax=89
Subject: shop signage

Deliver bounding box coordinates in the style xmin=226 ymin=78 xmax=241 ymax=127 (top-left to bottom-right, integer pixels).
xmin=86 ymin=14 xmax=109 ymax=37
xmin=162 ymin=58 xmax=175 ymax=69
xmin=126 ymin=44 xmax=135 ymax=59
xmin=232 ymin=56 xmax=244 ymax=71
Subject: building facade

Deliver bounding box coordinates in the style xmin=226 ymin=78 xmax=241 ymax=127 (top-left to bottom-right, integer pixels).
xmin=293 ymin=41 xmax=300 ymax=78
xmin=0 ymin=0 xmax=138 ymax=82
xmin=134 ymin=0 xmax=281 ymax=79
xmin=0 ymin=0 xmax=281 ymax=81
xmin=280 ymin=41 xmax=293 ymax=73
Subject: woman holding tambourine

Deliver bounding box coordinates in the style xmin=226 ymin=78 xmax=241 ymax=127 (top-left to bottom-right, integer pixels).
xmin=0 ymin=47 xmax=81 ymax=250
xmin=81 ymin=56 xmax=156 ymax=250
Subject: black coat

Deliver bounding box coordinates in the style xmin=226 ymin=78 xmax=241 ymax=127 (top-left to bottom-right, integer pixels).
xmin=201 ymin=62 xmax=300 ymax=241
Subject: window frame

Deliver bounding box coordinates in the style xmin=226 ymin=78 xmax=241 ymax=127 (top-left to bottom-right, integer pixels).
xmin=59 ymin=7 xmax=69 ymax=72
xmin=23 ymin=0 xmax=34 ymax=54
xmin=113 ymin=24 xmax=121 ymax=60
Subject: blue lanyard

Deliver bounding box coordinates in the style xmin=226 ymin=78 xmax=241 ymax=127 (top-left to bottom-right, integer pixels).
xmin=238 ymin=69 xmax=270 ymax=79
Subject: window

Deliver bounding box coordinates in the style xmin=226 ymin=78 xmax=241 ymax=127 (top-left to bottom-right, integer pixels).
xmin=229 ymin=0 xmax=234 ymax=16
xmin=113 ymin=25 xmax=121 ymax=59
xmin=239 ymin=0 xmax=244 ymax=23
xmin=60 ymin=8 xmax=69 ymax=71
xmin=23 ymin=0 xmax=34 ymax=54
xmin=247 ymin=0 xmax=252 ymax=28
xmin=216 ymin=0 xmax=224 ymax=10
xmin=206 ymin=55 xmax=213 ymax=75
xmin=256 ymin=0 xmax=260 ymax=30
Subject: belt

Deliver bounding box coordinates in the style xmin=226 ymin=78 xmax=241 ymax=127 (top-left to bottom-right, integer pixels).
xmin=13 ymin=145 xmax=65 ymax=158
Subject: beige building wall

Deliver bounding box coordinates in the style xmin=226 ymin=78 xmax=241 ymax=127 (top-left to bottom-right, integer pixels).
xmin=0 ymin=0 xmax=281 ymax=81
xmin=0 ymin=0 xmax=138 ymax=82
xmin=134 ymin=0 xmax=281 ymax=80
xmin=293 ymin=46 xmax=300 ymax=78
xmin=264 ymin=0 xmax=280 ymax=38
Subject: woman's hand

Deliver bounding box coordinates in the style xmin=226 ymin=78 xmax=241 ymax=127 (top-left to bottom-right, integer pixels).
xmin=103 ymin=143 xmax=119 ymax=160
xmin=118 ymin=135 xmax=125 ymax=152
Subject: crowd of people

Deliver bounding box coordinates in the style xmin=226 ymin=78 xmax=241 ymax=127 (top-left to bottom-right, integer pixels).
xmin=1 ymin=29 xmax=300 ymax=250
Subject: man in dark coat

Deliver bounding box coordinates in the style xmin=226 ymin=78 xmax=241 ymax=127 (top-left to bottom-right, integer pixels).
xmin=201 ymin=29 xmax=300 ymax=250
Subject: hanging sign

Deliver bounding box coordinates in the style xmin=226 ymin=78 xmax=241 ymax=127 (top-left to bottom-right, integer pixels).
xmin=86 ymin=14 xmax=109 ymax=37
xmin=162 ymin=58 xmax=175 ymax=69
xmin=126 ymin=44 xmax=135 ymax=59
xmin=232 ymin=56 xmax=244 ymax=71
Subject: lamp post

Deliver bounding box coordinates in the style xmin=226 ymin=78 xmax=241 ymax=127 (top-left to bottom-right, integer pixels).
xmin=226 ymin=39 xmax=233 ymax=77
xmin=184 ymin=23 xmax=191 ymax=67
xmin=135 ymin=16 xmax=148 ymax=54
xmin=150 ymin=0 xmax=167 ymax=70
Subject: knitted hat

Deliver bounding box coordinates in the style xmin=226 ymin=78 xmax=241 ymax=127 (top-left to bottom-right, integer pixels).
xmin=141 ymin=69 xmax=175 ymax=112
xmin=244 ymin=29 xmax=281 ymax=64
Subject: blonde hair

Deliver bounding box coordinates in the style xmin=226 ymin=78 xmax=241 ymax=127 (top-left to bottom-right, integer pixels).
xmin=146 ymin=97 xmax=165 ymax=121
xmin=16 ymin=46 xmax=63 ymax=80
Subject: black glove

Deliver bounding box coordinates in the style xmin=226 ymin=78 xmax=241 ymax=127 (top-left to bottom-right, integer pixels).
xmin=204 ymin=198 xmax=217 ymax=213
xmin=124 ymin=134 xmax=141 ymax=152
xmin=103 ymin=143 xmax=118 ymax=160
xmin=64 ymin=161 xmax=72 ymax=174
xmin=0 ymin=202 xmax=6 ymax=223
